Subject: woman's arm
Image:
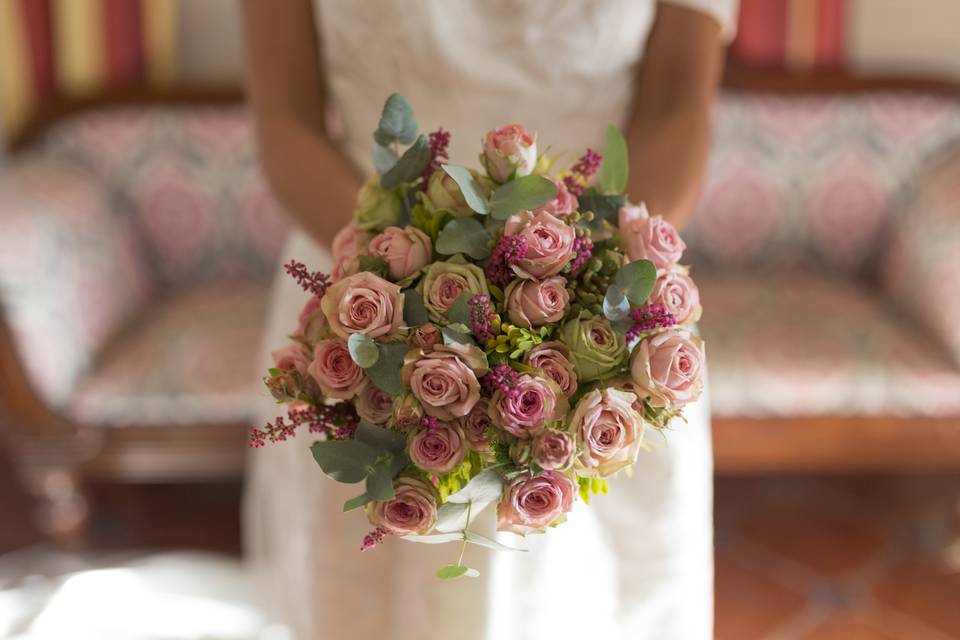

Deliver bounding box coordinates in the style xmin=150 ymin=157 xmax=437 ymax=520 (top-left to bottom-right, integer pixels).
xmin=244 ymin=0 xmax=360 ymax=247
xmin=625 ymin=3 xmax=727 ymax=229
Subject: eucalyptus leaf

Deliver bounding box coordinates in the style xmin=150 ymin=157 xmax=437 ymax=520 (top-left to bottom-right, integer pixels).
xmin=310 ymin=440 xmax=379 ymax=483
xmin=445 ymin=468 xmax=505 ymax=505
xmin=402 ymin=532 xmax=465 ymax=544
xmin=354 ymin=421 xmax=407 ymax=453
xmin=357 ymin=255 xmax=389 ymax=276
xmin=442 ymin=326 xmax=474 ymax=346
xmin=434 ymin=501 xmax=470 ymax=533
xmin=365 ymin=458 xmax=397 ymax=501
xmin=435 ymin=218 xmax=492 ymax=260
xmin=374 ymin=93 xmax=417 ymax=146
xmin=599 ymin=124 xmax=628 ymax=195
xmin=403 ymin=290 xmax=430 ymax=327
xmin=381 ymin=135 xmax=430 ymax=189
xmin=348 ymin=332 xmax=379 ymax=368
xmin=578 ymin=188 xmax=626 ymax=227
xmin=603 ymin=284 xmax=631 ymax=322
xmin=464 ymin=530 xmax=527 ymax=552
xmin=489 ymin=175 xmax=557 ymax=220
xmin=613 ymin=259 xmax=657 ymax=306
xmin=366 ymin=342 xmax=409 ymax=395
xmin=437 ymin=564 xmax=473 ymax=579
xmin=442 ymin=165 xmax=489 ymax=214
xmin=447 ymin=292 xmax=474 ymax=328
xmin=342 ymin=492 xmax=372 ymax=512
xmin=373 ymin=143 xmax=398 ymax=174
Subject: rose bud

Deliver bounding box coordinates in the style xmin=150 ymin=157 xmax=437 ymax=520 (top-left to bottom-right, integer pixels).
xmin=356 ymin=383 xmax=395 ymax=424
xmin=481 ymin=124 xmax=537 ymax=183
xmin=408 ymin=324 xmax=441 ymax=350
xmin=422 ymin=170 xmax=485 ymax=218
xmin=391 ymin=393 xmax=424 ymax=431
xmin=533 ymin=429 xmax=575 ymax=471
xmin=368 ymin=225 xmax=432 ymax=281
xmin=457 ymin=398 xmax=494 ymax=453
xmin=618 ymin=203 xmax=686 ymax=268
xmin=533 ymin=178 xmax=578 ymax=218
xmin=295 ymin=297 xmax=328 ymax=345
xmin=510 ymin=439 xmax=533 ymax=466
xmin=353 ymin=176 xmax=403 ymax=232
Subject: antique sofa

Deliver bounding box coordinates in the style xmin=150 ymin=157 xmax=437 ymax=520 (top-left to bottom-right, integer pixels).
xmin=2 ymin=84 xmax=960 ymax=540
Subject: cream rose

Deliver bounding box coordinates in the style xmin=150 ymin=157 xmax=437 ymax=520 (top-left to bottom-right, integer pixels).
xmin=618 ymin=203 xmax=686 ymax=268
xmin=496 ymin=471 xmax=576 ymax=536
xmin=630 ymin=329 xmax=705 ymax=407
xmin=650 ymin=267 xmax=701 ymax=326
xmin=503 ymin=210 xmax=576 ymax=279
xmin=568 ymin=388 xmax=645 ymax=477
xmin=416 ymin=257 xmax=489 ymax=323
xmin=482 ymin=124 xmax=537 ymax=183
xmin=368 ymin=225 xmax=432 ymax=281
xmin=504 ymin=277 xmax=570 ymax=328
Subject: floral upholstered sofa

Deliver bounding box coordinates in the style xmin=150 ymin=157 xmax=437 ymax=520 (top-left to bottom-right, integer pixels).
xmin=2 ymin=90 xmax=960 ymax=538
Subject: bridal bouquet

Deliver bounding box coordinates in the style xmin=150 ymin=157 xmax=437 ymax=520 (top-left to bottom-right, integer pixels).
xmin=252 ymin=94 xmax=705 ymax=579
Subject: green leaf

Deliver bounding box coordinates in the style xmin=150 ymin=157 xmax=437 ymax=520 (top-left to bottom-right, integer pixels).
xmin=599 ymin=124 xmax=628 ymax=194
xmin=310 ymin=440 xmax=379 ymax=483
xmin=437 ymin=564 xmax=473 ymax=579
xmin=441 ymin=165 xmax=489 ymax=215
xmin=373 ymin=93 xmax=418 ymax=146
xmin=411 ymin=204 xmax=451 ymax=243
xmin=447 ymin=292 xmax=474 ymax=328
xmin=402 ymin=532 xmax=465 ymax=544
xmin=403 ymin=290 xmax=430 ymax=327
xmin=603 ymin=284 xmax=630 ymax=322
xmin=354 ymin=421 xmax=407 ymax=453
xmin=464 ymin=530 xmax=526 ymax=552
xmin=613 ymin=259 xmax=657 ymax=306
xmin=381 ymin=135 xmax=430 ymax=189
xmin=372 ymin=143 xmax=398 ymax=174
xmin=365 ymin=458 xmax=397 ymax=501
xmin=435 ymin=218 xmax=492 ymax=260
xmin=342 ymin=492 xmax=372 ymax=512
xmin=578 ymin=188 xmax=626 ymax=227
xmin=348 ymin=332 xmax=379 ymax=368
xmin=442 ymin=326 xmax=474 ymax=346
xmin=435 ymin=502 xmax=470 ymax=533
xmin=357 ymin=255 xmax=389 ymax=277
xmin=435 ymin=468 xmax=505 ymax=533
xmin=489 ymin=175 xmax=558 ymax=220
xmin=366 ymin=342 xmax=409 ymax=395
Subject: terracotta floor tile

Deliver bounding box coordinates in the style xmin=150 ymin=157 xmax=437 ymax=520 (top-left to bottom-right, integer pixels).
xmin=874 ymin=557 xmax=960 ymax=638
xmin=799 ymin=614 xmax=905 ymax=640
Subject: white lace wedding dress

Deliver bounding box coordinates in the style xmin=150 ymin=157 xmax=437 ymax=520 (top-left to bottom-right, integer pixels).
xmin=246 ymin=2 xmax=736 ymax=638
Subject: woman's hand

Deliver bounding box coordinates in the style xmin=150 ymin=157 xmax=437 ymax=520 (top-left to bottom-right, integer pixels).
xmin=244 ymin=0 xmax=360 ymax=247
xmin=625 ymin=3 xmax=727 ymax=230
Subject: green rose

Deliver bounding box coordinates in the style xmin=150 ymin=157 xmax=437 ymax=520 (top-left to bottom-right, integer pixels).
xmin=416 ymin=255 xmax=490 ymax=324
xmin=421 ymin=169 xmax=491 ymax=218
xmin=558 ymin=315 xmax=626 ymax=382
xmin=354 ymin=176 xmax=403 ymax=232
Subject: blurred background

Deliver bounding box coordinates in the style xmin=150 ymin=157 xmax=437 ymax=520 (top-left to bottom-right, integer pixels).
xmin=1 ymin=1 xmax=960 ymax=639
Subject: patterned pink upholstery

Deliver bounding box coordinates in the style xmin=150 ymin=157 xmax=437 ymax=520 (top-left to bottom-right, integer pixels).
xmin=698 ymin=272 xmax=960 ymax=418
xmin=70 ymin=284 xmax=269 ymax=426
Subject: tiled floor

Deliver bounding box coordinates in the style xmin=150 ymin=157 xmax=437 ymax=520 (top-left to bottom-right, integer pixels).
xmin=0 ymin=445 xmax=957 ymax=639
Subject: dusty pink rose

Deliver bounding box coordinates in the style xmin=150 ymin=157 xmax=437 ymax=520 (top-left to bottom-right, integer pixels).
xmin=458 ymin=398 xmax=493 ymax=452
xmin=618 ymin=203 xmax=686 ymax=268
xmin=630 ymin=329 xmax=705 ymax=407
xmin=650 ymin=268 xmax=701 ymax=326
xmin=407 ymin=421 xmax=468 ymax=474
xmin=402 ymin=348 xmax=483 ymax=420
xmin=497 ymin=471 xmax=576 ymax=536
xmin=367 ymin=477 xmax=437 ymax=536
xmin=408 ymin=324 xmax=441 ymax=350
xmin=320 ymin=271 xmax=404 ymax=340
xmin=417 ymin=259 xmax=489 ymax=323
xmin=307 ymin=339 xmax=366 ymax=399
xmin=482 ymin=124 xmax=537 ymax=183
xmin=533 ymin=178 xmax=578 ymax=217
xmin=368 ymin=225 xmax=432 ymax=280
xmin=524 ymin=342 xmax=578 ymax=397
xmin=504 ymin=277 xmax=570 ymax=328
xmin=356 ymin=382 xmax=394 ymax=424
xmin=295 ymin=296 xmax=327 ymax=344
xmin=271 ymin=343 xmax=311 ymax=375
xmin=331 ymin=223 xmax=372 ymax=280
xmin=503 ymin=210 xmax=576 ymax=279
xmin=491 ymin=374 xmax=568 ymax=439
xmin=569 ymin=388 xmax=646 ymax=477
xmin=533 ymin=429 xmax=575 ymax=471
xmin=391 ymin=393 xmax=423 ymax=431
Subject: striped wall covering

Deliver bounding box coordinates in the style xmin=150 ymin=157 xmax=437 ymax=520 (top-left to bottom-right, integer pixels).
xmin=732 ymin=0 xmax=847 ymax=70
xmin=0 ymin=0 xmax=176 ymax=138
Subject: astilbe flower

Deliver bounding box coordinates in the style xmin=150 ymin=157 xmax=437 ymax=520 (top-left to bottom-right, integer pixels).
xmin=420 ymin=415 xmax=440 ymax=430
xmin=360 ymin=527 xmax=391 ymax=551
xmin=568 ymin=236 xmax=594 ymax=274
xmin=485 ymin=235 xmax=527 ymax=287
xmin=482 ymin=365 xmax=521 ymax=400
xmin=422 ymin=128 xmax=451 ymax=182
xmin=625 ymin=304 xmax=677 ymax=343
xmin=249 ymin=402 xmax=359 ymax=448
xmin=469 ymin=294 xmax=496 ymax=343
xmin=284 ymin=260 xmax=331 ymax=297
xmin=562 ymin=149 xmax=602 ymax=196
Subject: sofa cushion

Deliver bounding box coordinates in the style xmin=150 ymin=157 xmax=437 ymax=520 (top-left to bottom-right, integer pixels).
xmin=698 ymin=272 xmax=960 ymax=418
xmin=69 ymin=284 xmax=269 ymax=426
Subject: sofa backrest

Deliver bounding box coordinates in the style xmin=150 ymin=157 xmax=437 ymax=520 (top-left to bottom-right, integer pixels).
xmin=685 ymin=92 xmax=960 ymax=277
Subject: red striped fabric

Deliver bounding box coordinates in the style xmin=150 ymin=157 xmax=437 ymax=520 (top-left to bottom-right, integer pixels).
xmin=19 ymin=0 xmax=55 ymax=99
xmin=103 ymin=0 xmax=144 ymax=83
xmin=732 ymin=0 xmax=848 ymax=70
xmin=732 ymin=0 xmax=788 ymax=68
xmin=814 ymin=0 xmax=846 ymax=67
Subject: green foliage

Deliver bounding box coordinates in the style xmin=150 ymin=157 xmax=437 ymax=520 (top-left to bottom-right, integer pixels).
xmin=447 ymin=292 xmax=474 ymax=328
xmin=381 ymin=135 xmax=430 ymax=189
xmin=599 ymin=124 xmax=628 ymax=194
xmin=373 ymin=143 xmax=398 ymax=174
xmin=357 ymin=255 xmax=389 ymax=278
xmin=432 ymin=451 xmax=484 ymax=503
xmin=311 ymin=440 xmax=379 ymax=484
xmin=578 ymin=188 xmax=626 ymax=229
xmin=435 ymin=217 xmax=492 ymax=260
xmin=348 ymin=333 xmax=379 ymax=368
xmin=577 ymin=475 xmax=610 ymax=504
xmin=403 ymin=290 xmax=430 ymax=327
xmin=373 ymin=93 xmax=418 ymax=146
xmin=436 ymin=564 xmax=479 ymax=579
xmin=489 ymin=175 xmax=557 ymax=220
xmin=611 ymin=259 xmax=656 ymax=307
xmin=487 ymin=323 xmax=552 ymax=359
xmin=411 ymin=203 xmax=451 ymax=243
xmin=441 ymin=164 xmax=489 ymax=215
xmin=366 ymin=342 xmax=409 ymax=395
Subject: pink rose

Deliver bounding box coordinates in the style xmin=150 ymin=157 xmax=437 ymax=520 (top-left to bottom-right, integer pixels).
xmin=503 ymin=210 xmax=576 ymax=279
xmin=630 ymin=329 xmax=705 ymax=407
xmin=491 ymin=374 xmax=568 ymax=439
xmin=402 ymin=348 xmax=482 ymax=420
xmin=331 ymin=223 xmax=372 ymax=280
xmin=271 ymin=343 xmax=311 ymax=375
xmin=367 ymin=477 xmax=437 ymax=536
xmin=524 ymin=342 xmax=578 ymax=397
xmin=356 ymin=382 xmax=394 ymax=424
xmin=568 ymin=388 xmax=645 ymax=477
xmin=458 ymin=398 xmax=493 ymax=452
xmin=408 ymin=324 xmax=441 ymax=350
xmin=533 ymin=178 xmax=578 ymax=218
xmin=296 ymin=296 xmax=328 ymax=344
xmin=307 ymin=339 xmax=366 ymax=399
xmin=407 ymin=421 xmax=468 ymax=474
xmin=618 ymin=203 xmax=686 ymax=268
xmin=320 ymin=272 xmax=404 ymax=340
xmin=504 ymin=277 xmax=570 ymax=328
xmin=497 ymin=471 xmax=576 ymax=536
xmin=482 ymin=124 xmax=537 ymax=183
xmin=368 ymin=225 xmax=432 ymax=281
xmin=533 ymin=429 xmax=575 ymax=471
xmin=650 ymin=268 xmax=701 ymax=326
xmin=391 ymin=393 xmax=424 ymax=431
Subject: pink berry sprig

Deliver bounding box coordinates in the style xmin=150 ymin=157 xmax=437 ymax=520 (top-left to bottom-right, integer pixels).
xmin=625 ymin=304 xmax=677 ymax=342
xmin=485 ymin=235 xmax=527 ymax=287
xmin=284 ymin=260 xmax=331 ymax=298
xmin=563 ymin=148 xmax=602 ymax=196
xmin=360 ymin=527 xmax=391 ymax=552
xmin=482 ymin=365 xmax=521 ymax=400
xmin=469 ymin=294 xmax=496 ymax=343
xmin=422 ymin=128 xmax=451 ymax=183
xmin=568 ymin=236 xmax=594 ymax=274
xmin=249 ymin=402 xmax=359 ymax=447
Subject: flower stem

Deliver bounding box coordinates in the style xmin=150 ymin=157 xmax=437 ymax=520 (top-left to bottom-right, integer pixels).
xmin=457 ymin=501 xmax=473 ymax=567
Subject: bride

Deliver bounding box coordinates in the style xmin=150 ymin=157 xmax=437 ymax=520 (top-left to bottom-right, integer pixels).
xmin=243 ymin=1 xmax=736 ymax=638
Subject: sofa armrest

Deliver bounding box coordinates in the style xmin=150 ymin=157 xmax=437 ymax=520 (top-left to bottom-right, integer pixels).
xmin=881 ymin=146 xmax=960 ymax=366
xmin=0 ymin=156 xmax=154 ymax=407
